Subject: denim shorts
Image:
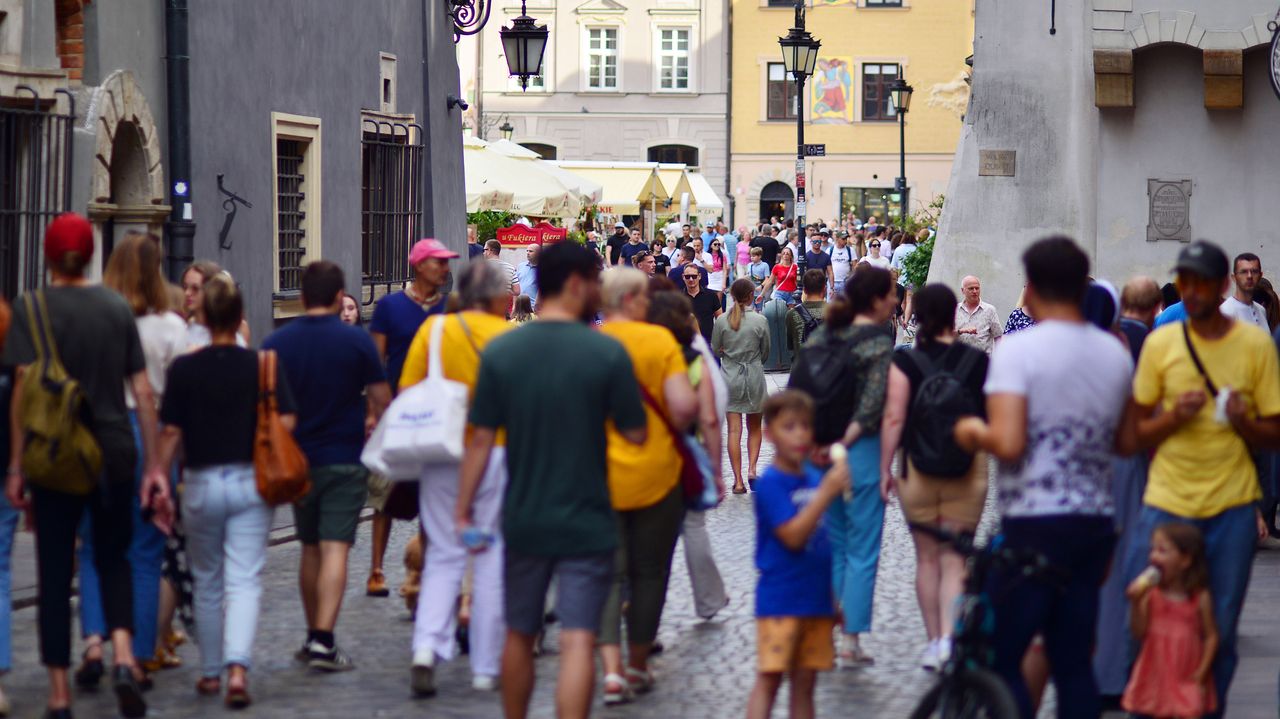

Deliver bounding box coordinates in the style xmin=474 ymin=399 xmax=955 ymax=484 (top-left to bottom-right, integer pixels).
xmin=293 ymin=464 xmax=368 ymax=545
xmin=504 ymin=550 xmax=612 ymax=636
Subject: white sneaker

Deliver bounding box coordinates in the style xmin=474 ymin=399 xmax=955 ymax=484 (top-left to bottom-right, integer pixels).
xmin=920 ymin=640 xmax=940 ymax=671
xmin=472 ymin=674 xmax=498 ymax=691
xmin=937 ymin=636 xmax=953 ymax=664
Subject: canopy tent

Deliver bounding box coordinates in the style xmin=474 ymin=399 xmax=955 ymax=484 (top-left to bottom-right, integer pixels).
xmin=462 ymin=136 xmax=580 ymax=218
xmin=554 ymin=162 xmax=671 ymax=216
xmin=485 ymin=140 xmax=605 ymax=204
xmin=685 ymin=172 xmax=725 ymax=222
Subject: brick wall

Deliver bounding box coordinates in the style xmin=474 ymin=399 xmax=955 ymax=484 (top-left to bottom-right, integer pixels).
xmin=54 ymin=0 xmax=85 ymax=81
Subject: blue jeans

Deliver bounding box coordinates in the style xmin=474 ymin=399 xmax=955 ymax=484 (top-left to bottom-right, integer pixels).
xmin=0 ymin=494 xmax=19 ymax=671
xmin=78 ymin=410 xmax=166 ymax=660
xmin=989 ymin=516 xmax=1116 ymax=719
xmin=827 ymin=435 xmax=883 ymax=634
xmin=773 ymin=290 xmax=796 ymax=307
xmin=1122 ymin=502 xmax=1256 ymax=719
xmin=183 ymin=463 xmax=273 ymax=677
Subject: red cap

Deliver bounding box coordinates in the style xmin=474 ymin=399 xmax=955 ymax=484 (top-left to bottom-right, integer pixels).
xmin=44 ymin=213 xmax=94 ymax=265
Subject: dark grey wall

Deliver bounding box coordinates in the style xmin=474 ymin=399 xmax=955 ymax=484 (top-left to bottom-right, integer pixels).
xmin=182 ymin=0 xmax=465 ymax=337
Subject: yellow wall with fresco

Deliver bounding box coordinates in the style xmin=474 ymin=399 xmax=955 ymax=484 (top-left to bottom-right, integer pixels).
xmin=731 ymin=0 xmax=974 ymax=156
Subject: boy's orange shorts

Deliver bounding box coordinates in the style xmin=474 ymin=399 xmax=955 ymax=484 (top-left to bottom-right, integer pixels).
xmin=756 ymin=616 xmax=836 ymax=673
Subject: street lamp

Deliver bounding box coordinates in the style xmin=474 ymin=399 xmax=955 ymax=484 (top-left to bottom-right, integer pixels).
xmin=778 ymin=3 xmax=820 ymax=232
xmin=500 ymin=0 xmax=549 ymax=91
xmin=890 ymin=77 xmax=914 ymax=227
xmin=499 ymin=121 xmax=514 ymax=141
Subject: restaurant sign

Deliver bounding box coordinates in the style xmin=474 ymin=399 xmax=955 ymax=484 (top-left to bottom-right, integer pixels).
xmin=496 ymin=222 xmax=569 ymax=246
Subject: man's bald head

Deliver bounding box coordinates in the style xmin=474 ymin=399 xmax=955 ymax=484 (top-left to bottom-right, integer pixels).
xmin=1121 ymin=275 xmax=1163 ymax=327
xmin=961 ymin=276 xmax=982 ymax=307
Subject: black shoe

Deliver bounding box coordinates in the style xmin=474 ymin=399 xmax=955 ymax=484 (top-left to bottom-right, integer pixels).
xmin=307 ymin=641 xmax=356 ymax=673
xmin=456 ymin=624 xmax=470 ymax=656
xmin=650 ymin=641 xmax=664 ymax=656
xmin=73 ymin=657 xmax=104 ymax=689
xmin=43 ymin=709 xmax=73 ymax=719
xmin=112 ymin=665 xmax=147 ymax=719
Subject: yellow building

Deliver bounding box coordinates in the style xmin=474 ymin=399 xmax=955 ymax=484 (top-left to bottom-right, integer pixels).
xmin=729 ymin=0 xmax=973 ymax=227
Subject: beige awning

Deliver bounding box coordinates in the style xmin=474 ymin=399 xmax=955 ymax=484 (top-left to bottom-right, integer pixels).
xmin=555 ymin=162 xmax=671 ymax=215
xmin=463 ymin=136 xmax=580 ymax=218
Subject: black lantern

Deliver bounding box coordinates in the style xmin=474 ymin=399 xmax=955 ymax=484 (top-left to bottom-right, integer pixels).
xmin=890 ymin=78 xmax=914 ymax=114
xmin=500 ymin=1 xmax=549 ymax=92
xmin=891 ymin=77 xmax=914 ymax=227
xmin=499 ymin=121 xmax=514 ymax=141
xmin=778 ymin=25 xmax=820 ymax=81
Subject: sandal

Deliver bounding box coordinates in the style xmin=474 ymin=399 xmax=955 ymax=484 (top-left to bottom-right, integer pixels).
xmin=366 ymin=569 xmax=390 ymax=597
xmin=601 ymin=673 xmax=633 ymax=706
xmin=224 ymin=681 xmax=251 ymax=710
xmin=625 ymin=666 xmax=655 ymax=695
xmin=195 ymin=677 xmax=222 ymax=696
xmin=731 ymin=483 xmax=747 ymax=494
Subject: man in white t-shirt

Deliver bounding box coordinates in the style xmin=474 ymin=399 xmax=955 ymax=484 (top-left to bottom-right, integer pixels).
xmin=828 ymin=231 xmax=855 ymax=296
xmin=1219 ymin=252 xmax=1268 ymax=331
xmin=956 ymin=236 xmax=1135 ymax=719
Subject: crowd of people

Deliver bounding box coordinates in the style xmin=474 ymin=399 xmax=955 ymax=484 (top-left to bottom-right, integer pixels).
xmin=1 ymin=208 xmax=1279 ymax=719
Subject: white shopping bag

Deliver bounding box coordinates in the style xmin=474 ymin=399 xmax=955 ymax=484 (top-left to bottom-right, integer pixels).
xmin=380 ymin=316 xmax=470 ymax=467
xmin=361 ymin=416 xmax=424 ymax=481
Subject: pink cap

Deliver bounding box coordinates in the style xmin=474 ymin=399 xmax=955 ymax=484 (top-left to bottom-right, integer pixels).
xmin=408 ymin=238 xmax=459 ymax=265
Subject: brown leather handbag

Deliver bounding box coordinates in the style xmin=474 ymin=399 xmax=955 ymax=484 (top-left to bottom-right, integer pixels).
xmin=254 ymin=350 xmax=311 ymax=505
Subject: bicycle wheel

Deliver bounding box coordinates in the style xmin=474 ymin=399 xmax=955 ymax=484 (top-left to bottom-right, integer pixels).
xmin=910 ymin=669 xmax=1019 ymax=719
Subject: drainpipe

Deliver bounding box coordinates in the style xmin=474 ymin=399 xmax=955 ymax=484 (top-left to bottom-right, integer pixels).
xmin=164 ymin=0 xmax=195 ymax=281
xmin=724 ymin=0 xmax=733 ymax=226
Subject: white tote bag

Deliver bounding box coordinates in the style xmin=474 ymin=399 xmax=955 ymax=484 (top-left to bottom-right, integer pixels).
xmin=360 ymin=417 xmax=426 ymax=481
xmin=379 ymin=316 xmax=470 ymax=467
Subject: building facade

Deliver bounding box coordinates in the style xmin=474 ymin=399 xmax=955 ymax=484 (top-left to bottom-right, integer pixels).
xmin=729 ymin=0 xmax=973 ymax=228
xmin=458 ymin=0 xmax=730 ymax=208
xmin=931 ymin=0 xmax=1280 ymax=314
xmin=1 ymin=0 xmax=465 ymax=337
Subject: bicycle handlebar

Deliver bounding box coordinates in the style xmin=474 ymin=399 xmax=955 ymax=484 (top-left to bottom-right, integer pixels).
xmin=907 ymin=522 xmax=1070 ymax=586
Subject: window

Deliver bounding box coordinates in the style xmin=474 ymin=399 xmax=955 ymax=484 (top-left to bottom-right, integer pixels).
xmin=380 ymin=53 xmax=397 ymax=112
xmin=585 ymin=27 xmax=618 ymax=90
xmin=656 ymin=28 xmax=690 ymax=91
xmin=765 ymin=0 xmax=792 ymax=6
xmin=520 ymin=143 xmax=557 ymax=160
xmin=864 ymin=0 xmax=904 ymax=5
xmin=647 ymin=144 xmax=698 ymax=167
xmin=766 ymin=63 xmax=799 ymax=120
xmin=0 ymin=95 xmax=73 ymax=299
xmin=271 ymin=113 xmax=322 ymax=296
xmin=362 ymin=119 xmax=423 ymax=292
xmin=840 ymin=187 xmax=901 ymax=223
xmin=861 ymin=63 xmax=900 ymax=121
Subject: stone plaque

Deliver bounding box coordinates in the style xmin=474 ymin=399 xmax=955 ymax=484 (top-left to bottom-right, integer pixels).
xmin=1147 ymin=179 xmax=1192 ymax=242
xmin=978 ymin=150 xmax=1016 ymax=177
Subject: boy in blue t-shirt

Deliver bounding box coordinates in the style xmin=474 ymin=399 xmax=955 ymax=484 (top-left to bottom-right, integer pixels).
xmin=747 ymin=391 xmax=849 ymax=719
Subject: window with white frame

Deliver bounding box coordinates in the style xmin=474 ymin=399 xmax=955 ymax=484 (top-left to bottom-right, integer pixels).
xmin=585 ymin=27 xmax=618 ymax=90
xmin=271 ymin=113 xmax=322 ymax=296
xmin=656 ymin=28 xmax=690 ymax=91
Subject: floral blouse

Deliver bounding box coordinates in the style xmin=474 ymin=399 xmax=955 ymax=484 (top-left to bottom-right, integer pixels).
xmin=1004 ymin=307 xmax=1036 ymax=336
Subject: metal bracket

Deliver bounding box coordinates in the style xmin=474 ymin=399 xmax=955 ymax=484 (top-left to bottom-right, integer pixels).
xmin=216 ymin=174 xmax=252 ymax=250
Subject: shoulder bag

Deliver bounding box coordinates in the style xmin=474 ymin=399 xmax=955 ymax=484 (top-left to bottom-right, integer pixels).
xmin=379 ymin=316 xmax=470 ymax=468
xmin=255 ymin=350 xmax=311 ymax=505
xmin=638 ymin=386 xmax=718 ymax=511
xmin=18 ymin=290 xmax=102 ymax=495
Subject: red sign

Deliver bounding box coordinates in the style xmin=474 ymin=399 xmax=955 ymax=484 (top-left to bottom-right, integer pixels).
xmin=496 ymin=222 xmax=568 ymax=246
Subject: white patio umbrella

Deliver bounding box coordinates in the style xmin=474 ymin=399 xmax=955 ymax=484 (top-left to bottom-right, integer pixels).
xmin=463 ymin=136 xmax=580 ymax=218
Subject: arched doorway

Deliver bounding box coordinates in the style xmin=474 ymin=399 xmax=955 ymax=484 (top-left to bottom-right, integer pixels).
xmin=759 ymin=181 xmax=793 ymax=222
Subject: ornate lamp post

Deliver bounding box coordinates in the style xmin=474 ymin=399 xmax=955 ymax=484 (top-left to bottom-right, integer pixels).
xmin=499 ymin=0 xmax=549 ymax=92
xmin=499 ymin=121 xmax=514 ymax=141
xmin=890 ymin=77 xmax=914 ymax=228
xmin=778 ymin=5 xmax=820 ymax=230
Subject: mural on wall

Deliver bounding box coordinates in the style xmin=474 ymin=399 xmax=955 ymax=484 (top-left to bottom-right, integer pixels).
xmin=811 ymin=57 xmax=853 ymax=123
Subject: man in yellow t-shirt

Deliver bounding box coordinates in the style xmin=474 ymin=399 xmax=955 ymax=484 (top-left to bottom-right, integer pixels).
xmin=396 ymin=261 xmax=515 ymax=696
xmin=1126 ymin=240 xmax=1280 ymax=715
xmin=596 ymin=267 xmax=698 ymax=703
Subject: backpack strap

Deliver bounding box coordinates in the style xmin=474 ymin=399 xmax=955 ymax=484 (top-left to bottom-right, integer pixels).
xmin=22 ymin=293 xmax=46 ymax=366
xmin=1181 ymin=322 xmax=1218 ymax=396
xmin=903 ymin=347 xmax=938 ymax=379
xmin=796 ymin=303 xmax=815 ymax=326
xmin=33 ymin=290 xmax=64 ymax=370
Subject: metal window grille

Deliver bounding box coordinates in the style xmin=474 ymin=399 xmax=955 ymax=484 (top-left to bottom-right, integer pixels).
xmin=0 ymin=88 xmax=74 ymax=301
xmin=276 ymin=138 xmax=307 ymax=293
xmin=360 ymin=120 xmax=423 ymax=303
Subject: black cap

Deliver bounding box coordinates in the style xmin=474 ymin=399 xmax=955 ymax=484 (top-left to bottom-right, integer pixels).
xmin=1173 ymin=240 xmax=1229 ymax=280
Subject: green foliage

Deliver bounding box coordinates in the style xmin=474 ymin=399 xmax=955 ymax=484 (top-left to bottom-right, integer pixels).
xmin=899 ymin=195 xmax=944 ymax=288
xmin=467 ymin=211 xmax=516 ymax=242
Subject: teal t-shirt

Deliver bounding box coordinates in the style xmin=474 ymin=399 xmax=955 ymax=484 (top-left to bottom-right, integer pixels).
xmin=470 ymin=321 xmax=646 ymax=556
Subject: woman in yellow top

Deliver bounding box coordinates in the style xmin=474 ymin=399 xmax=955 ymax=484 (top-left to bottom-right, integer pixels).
xmin=396 ymin=261 xmax=514 ymax=696
xmin=596 ymin=268 xmax=699 ymax=706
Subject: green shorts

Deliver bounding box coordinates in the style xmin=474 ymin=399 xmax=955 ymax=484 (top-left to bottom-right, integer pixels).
xmin=293 ymin=464 xmax=368 ymax=545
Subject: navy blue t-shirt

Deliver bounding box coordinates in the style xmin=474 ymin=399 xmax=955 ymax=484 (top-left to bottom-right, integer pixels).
xmin=754 ymin=465 xmax=833 ymax=617
xmin=263 ymin=315 xmax=386 ymax=466
xmin=805 ymin=250 xmax=832 ymax=274
xmin=369 ymin=291 xmax=445 ymax=390
xmin=619 ymin=241 xmax=647 ymax=266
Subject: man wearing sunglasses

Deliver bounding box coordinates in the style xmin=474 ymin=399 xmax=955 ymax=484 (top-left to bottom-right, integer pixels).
xmin=682 ymin=266 xmax=722 ymax=345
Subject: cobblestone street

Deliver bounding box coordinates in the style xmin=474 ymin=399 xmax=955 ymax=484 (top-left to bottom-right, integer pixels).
xmin=0 ymin=373 xmax=1277 ymax=717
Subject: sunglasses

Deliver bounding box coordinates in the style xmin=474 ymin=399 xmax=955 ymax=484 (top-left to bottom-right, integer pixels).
xmin=683 ymin=274 xmax=700 ymax=280
xmin=870 ymin=242 xmax=881 ymax=247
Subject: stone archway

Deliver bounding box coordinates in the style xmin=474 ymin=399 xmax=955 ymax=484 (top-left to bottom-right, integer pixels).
xmin=85 ymin=71 xmax=169 ymax=270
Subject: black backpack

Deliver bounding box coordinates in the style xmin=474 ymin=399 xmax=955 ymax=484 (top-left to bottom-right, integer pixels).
xmin=903 ymin=347 xmax=982 ymax=478
xmin=788 ymin=327 xmax=869 ymax=445
xmin=795 ymin=304 xmax=822 ymax=345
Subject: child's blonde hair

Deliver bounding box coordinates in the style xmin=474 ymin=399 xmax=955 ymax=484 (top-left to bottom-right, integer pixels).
xmin=1155 ymin=522 xmax=1209 ymax=592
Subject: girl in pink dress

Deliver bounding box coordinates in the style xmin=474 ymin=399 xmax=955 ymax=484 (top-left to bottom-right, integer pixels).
xmin=1122 ymin=522 xmax=1218 ymax=719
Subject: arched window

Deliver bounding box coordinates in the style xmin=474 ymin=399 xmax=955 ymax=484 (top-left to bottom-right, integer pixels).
xmin=759 ymin=181 xmax=794 ymax=222
xmin=520 ymin=143 xmax=557 ymax=160
xmin=647 ymin=144 xmax=699 ymax=168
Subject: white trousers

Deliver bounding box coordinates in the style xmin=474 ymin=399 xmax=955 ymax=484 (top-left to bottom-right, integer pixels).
xmin=682 ymin=510 xmax=727 ymax=618
xmin=413 ymin=447 xmax=507 ymax=677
